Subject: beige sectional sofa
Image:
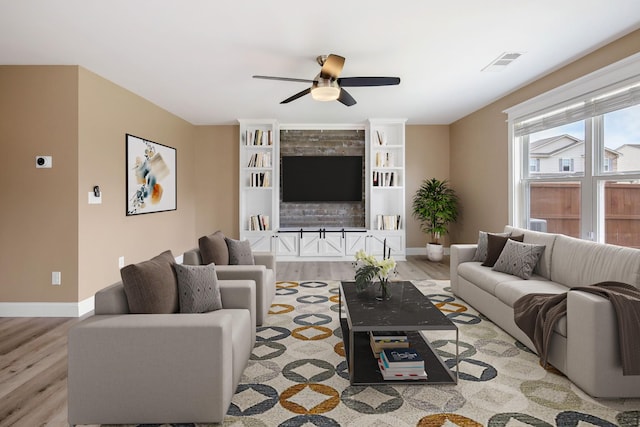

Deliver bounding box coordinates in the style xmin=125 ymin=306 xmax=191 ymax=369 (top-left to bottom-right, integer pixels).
xmin=67 ymin=279 xmax=256 ymax=426
xmin=450 ymin=226 xmax=640 ymax=398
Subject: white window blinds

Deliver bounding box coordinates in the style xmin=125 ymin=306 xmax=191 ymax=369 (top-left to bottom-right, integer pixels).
xmin=514 ymin=80 xmax=640 ymax=136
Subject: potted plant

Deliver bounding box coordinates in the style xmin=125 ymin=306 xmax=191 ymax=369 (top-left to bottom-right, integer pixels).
xmin=412 ymin=178 xmax=459 ymax=261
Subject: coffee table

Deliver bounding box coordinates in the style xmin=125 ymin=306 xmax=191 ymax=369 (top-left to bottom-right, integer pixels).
xmin=339 ymin=281 xmax=458 ymax=385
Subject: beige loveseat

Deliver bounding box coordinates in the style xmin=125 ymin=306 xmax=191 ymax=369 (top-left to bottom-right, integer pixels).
xmin=184 ymin=248 xmax=276 ymax=326
xmin=67 ymin=279 xmax=256 ymax=426
xmin=450 ymin=226 xmax=640 ymax=398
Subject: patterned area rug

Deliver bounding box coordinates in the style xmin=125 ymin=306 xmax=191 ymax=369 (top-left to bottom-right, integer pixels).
xmin=123 ymin=280 xmax=640 ymax=426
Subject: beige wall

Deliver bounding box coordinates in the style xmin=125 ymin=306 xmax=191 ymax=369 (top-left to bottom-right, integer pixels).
xmin=0 ymin=66 xmax=79 ymax=302
xmin=193 ymin=125 xmax=239 ymax=239
xmin=1 ymin=66 xmax=198 ymax=303
xmin=77 ymin=68 xmax=197 ymax=300
xmin=405 ymin=125 xmax=450 ymax=248
xmin=449 ymin=29 xmax=640 ymax=244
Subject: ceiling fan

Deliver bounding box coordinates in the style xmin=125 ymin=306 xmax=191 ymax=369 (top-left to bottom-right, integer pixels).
xmin=253 ymin=54 xmax=400 ymax=107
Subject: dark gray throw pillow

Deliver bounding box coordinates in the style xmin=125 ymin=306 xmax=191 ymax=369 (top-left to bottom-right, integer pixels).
xmin=174 ymin=263 xmax=222 ymax=313
xmin=482 ymin=233 xmax=524 ymax=268
xmin=120 ymin=250 xmax=179 ymax=314
xmin=225 ymin=237 xmax=255 ymax=265
xmin=472 ymin=231 xmax=510 ymax=262
xmin=199 ymin=230 xmax=229 ymax=265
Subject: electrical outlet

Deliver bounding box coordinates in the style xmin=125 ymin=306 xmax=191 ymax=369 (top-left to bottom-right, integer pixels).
xmin=118 ymin=256 xmax=125 ymax=269
xmin=52 ymin=271 xmax=61 ymax=285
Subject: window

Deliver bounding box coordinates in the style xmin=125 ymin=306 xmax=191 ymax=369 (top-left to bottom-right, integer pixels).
xmin=506 ymin=54 xmax=640 ymax=248
xmin=529 ymin=158 xmax=540 ymax=172
xmin=559 ymin=158 xmax=574 ymax=172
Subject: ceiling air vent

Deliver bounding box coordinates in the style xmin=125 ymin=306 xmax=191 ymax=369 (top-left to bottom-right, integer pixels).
xmin=482 ymin=52 xmax=523 ymax=72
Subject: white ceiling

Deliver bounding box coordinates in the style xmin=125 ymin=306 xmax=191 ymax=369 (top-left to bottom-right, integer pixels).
xmin=2 ymin=0 xmax=640 ymax=125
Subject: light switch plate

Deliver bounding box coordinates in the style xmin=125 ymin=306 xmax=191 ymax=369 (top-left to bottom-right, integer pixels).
xmin=88 ymin=191 xmax=102 ymax=204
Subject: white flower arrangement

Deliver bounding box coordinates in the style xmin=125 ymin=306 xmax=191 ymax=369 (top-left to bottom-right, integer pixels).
xmin=354 ymin=249 xmax=396 ymax=293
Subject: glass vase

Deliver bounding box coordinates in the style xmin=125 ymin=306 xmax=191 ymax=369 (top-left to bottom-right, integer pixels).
xmin=376 ymin=278 xmax=391 ymax=301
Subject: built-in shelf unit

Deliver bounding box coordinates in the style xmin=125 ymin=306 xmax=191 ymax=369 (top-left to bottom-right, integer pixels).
xmin=238 ymin=119 xmax=406 ymax=260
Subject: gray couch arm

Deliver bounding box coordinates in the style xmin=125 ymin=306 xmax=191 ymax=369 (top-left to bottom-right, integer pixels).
xmin=216 ymin=266 xmax=273 ymax=326
xmin=449 ymin=244 xmax=477 ymax=296
xmin=95 ymin=282 xmax=130 ymax=315
xmin=566 ymin=290 xmax=639 ymax=398
xmin=219 ymin=279 xmax=256 ymax=345
xmin=68 ymin=311 xmax=236 ymax=425
xmin=254 ymin=251 xmax=276 ymax=273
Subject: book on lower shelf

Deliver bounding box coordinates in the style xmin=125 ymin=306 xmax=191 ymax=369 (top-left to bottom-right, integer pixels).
xmin=249 ymin=214 xmax=270 ymax=231
xmin=380 ymin=348 xmax=424 ymax=369
xmin=376 ymin=214 xmax=401 ymax=230
xmin=378 ymin=359 xmax=427 ymax=380
xmin=370 ymin=332 xmax=409 ymax=358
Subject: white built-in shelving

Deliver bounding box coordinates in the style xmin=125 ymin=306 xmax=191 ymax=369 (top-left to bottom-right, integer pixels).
xmin=238 ymin=119 xmax=278 ymax=248
xmin=238 ymin=118 xmax=406 ymax=260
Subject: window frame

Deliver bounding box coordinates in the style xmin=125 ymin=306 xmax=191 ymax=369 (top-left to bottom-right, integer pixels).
xmin=506 ymin=53 xmax=640 ymax=242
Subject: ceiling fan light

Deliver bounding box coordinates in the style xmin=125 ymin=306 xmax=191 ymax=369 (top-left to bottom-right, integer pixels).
xmin=311 ymin=77 xmax=340 ymax=101
xmin=311 ymin=86 xmax=340 ymax=101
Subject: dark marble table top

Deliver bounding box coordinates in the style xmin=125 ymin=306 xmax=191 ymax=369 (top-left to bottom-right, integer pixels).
xmin=340 ymin=281 xmax=456 ymax=332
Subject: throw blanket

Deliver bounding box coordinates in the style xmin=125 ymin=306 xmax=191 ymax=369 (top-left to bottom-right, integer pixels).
xmin=514 ymin=281 xmax=640 ymax=376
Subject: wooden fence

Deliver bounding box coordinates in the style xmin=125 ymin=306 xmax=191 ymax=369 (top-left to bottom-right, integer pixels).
xmin=530 ymin=182 xmax=640 ymax=248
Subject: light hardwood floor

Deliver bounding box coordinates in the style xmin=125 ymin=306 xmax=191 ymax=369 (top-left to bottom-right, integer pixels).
xmin=0 ymin=256 xmax=449 ymax=427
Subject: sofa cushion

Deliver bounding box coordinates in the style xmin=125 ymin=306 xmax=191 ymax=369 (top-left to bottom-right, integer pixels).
xmin=494 ymin=280 xmax=568 ymax=337
xmin=482 ymin=233 xmax=524 ymax=267
xmin=120 ymin=250 xmax=179 ymax=314
xmin=550 ymin=234 xmax=640 ymax=288
xmin=472 ymin=231 xmax=510 ymax=262
xmin=458 ymin=262 xmax=522 ymax=296
xmin=225 ymin=238 xmax=255 ymax=265
xmin=505 ymin=226 xmax=557 ymax=279
xmin=492 ymin=239 xmax=546 ymax=280
xmin=174 ymin=263 xmax=223 ymax=313
xmin=199 ymin=231 xmax=229 ymax=265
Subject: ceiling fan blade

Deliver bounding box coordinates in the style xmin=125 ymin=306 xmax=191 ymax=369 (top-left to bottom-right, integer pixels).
xmin=280 ymin=87 xmax=312 ymax=104
xmin=253 ymin=75 xmax=314 ymax=84
xmin=320 ymin=54 xmax=345 ymax=80
xmin=337 ymin=88 xmax=356 ymax=107
xmin=337 ymin=77 xmax=401 ymax=87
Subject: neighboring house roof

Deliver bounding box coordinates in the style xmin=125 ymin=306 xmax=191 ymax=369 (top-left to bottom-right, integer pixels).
xmin=530 ymin=134 xmax=620 ymax=157
xmin=616 ymin=144 xmax=640 ymax=151
xmin=530 ymin=135 xmax=583 ymax=158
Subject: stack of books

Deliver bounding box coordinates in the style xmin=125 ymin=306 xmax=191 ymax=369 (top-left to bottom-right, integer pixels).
xmin=378 ymin=348 xmax=427 ymax=380
xmin=369 ymin=331 xmax=409 ymax=358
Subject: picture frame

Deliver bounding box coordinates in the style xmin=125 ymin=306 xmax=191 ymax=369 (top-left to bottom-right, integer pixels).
xmin=126 ymin=134 xmax=177 ymax=216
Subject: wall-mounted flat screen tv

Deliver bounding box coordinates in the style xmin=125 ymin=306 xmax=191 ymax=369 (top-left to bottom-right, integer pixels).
xmin=282 ymin=156 xmax=363 ymax=202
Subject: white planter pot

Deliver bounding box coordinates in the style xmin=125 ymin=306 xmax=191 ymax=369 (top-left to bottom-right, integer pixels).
xmin=426 ymin=243 xmax=444 ymax=262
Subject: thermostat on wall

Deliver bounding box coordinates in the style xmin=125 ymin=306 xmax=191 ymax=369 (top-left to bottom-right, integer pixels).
xmin=36 ymin=156 xmax=52 ymax=168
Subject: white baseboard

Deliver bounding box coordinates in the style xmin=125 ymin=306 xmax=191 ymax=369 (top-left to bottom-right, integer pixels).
xmin=406 ymin=247 xmax=450 ymax=256
xmin=0 ymin=295 xmax=94 ymax=317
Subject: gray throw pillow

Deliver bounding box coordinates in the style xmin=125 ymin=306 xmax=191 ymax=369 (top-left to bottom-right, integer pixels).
xmin=472 ymin=231 xmax=510 ymax=262
xmin=174 ymin=263 xmax=222 ymax=313
xmin=492 ymin=239 xmax=546 ymax=280
xmin=120 ymin=250 xmax=179 ymax=314
xmin=225 ymin=237 xmax=255 ymax=265
xmin=199 ymin=231 xmax=229 ymax=265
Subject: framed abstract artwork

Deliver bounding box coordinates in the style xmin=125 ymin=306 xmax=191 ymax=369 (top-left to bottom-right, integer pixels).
xmin=126 ymin=134 xmax=177 ymax=215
